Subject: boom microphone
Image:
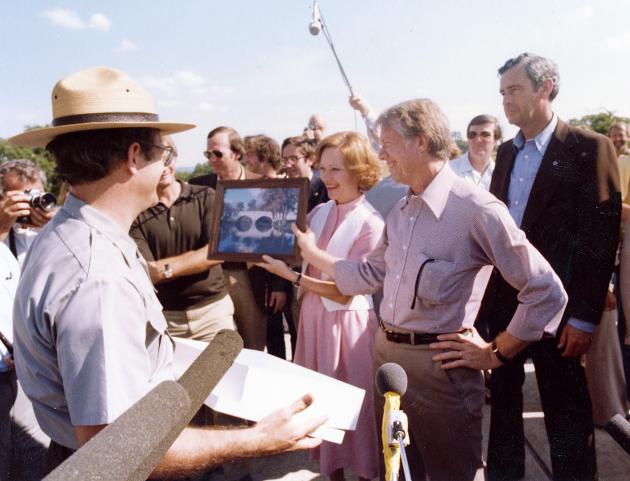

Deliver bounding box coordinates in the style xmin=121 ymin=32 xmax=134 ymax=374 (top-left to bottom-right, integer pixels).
xmin=309 ymin=1 xmax=321 ymax=35
xmin=306 ymin=1 xmax=355 ymax=96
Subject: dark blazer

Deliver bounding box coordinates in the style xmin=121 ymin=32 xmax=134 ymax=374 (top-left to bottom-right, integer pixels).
xmin=477 ymin=120 xmax=621 ymax=335
xmin=308 ymin=175 xmax=329 ymax=213
xmin=188 ymin=168 xmax=262 ymax=190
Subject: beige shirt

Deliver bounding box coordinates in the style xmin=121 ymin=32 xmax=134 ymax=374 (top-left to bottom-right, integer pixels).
xmin=335 ymin=163 xmax=567 ymax=341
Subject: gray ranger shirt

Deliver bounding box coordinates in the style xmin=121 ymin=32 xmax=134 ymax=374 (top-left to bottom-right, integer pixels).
xmin=13 ymin=193 xmax=174 ymax=450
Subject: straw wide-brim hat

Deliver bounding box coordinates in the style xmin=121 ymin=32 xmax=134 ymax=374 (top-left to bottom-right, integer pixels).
xmin=8 ymin=67 xmax=196 ymax=148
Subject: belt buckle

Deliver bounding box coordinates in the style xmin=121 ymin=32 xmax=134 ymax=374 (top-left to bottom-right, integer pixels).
xmin=379 ymin=319 xmax=394 ymax=335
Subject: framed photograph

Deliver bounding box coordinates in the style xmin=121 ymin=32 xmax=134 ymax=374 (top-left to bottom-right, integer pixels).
xmin=208 ymin=177 xmax=309 ymax=263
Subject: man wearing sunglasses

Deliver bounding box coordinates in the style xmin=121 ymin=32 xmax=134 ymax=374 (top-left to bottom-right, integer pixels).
xmin=190 ymin=127 xmax=274 ymax=352
xmin=190 ymin=126 xmax=262 ymax=190
xmin=450 ymin=115 xmax=502 ymax=191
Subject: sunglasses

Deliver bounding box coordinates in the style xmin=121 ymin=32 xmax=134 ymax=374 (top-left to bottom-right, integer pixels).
xmin=467 ymin=131 xmax=493 ymax=140
xmin=203 ymin=149 xmax=224 ymax=160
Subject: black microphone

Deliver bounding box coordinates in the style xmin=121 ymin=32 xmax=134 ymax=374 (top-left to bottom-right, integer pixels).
xmin=605 ymin=413 xmax=630 ymax=455
xmin=375 ymin=362 xmax=408 ymax=397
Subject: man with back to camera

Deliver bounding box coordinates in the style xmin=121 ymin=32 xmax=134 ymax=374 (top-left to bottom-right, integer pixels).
xmin=130 ymin=135 xmax=236 ymax=344
xmin=8 ymin=67 xmax=325 ymax=478
xmin=475 ymin=53 xmax=621 ymax=481
xmin=450 ymin=114 xmax=502 ymax=191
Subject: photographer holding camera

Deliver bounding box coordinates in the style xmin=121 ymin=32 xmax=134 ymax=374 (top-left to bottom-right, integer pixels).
xmin=0 ymin=159 xmax=57 ymax=265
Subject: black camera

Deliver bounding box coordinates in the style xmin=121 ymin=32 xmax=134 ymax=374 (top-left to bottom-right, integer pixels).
xmin=16 ymin=189 xmax=57 ymax=224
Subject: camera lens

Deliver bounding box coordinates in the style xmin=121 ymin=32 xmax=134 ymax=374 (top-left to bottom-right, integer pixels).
xmin=30 ymin=193 xmax=57 ymax=212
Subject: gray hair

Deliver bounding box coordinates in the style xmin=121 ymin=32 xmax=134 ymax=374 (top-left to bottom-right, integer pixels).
xmin=377 ymin=98 xmax=452 ymax=160
xmin=0 ymin=159 xmax=46 ymax=195
xmin=609 ymin=122 xmax=628 ymax=135
xmin=498 ymin=53 xmax=560 ymax=101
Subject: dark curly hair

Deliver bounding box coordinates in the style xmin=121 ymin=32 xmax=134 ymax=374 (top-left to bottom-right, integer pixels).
xmin=46 ymin=128 xmax=159 ymax=185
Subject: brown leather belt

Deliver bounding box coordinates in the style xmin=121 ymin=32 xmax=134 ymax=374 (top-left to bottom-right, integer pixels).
xmin=379 ymin=319 xmax=468 ymax=345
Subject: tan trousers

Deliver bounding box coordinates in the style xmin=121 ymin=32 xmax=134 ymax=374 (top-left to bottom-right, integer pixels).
xmin=374 ymin=327 xmax=485 ymax=481
xmin=164 ymin=295 xmax=236 ymax=343
xmin=223 ymin=267 xmax=266 ymax=350
xmin=584 ymin=307 xmax=627 ymax=425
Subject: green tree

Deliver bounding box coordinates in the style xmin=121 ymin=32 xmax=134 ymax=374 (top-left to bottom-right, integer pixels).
xmin=176 ymin=162 xmax=213 ymax=182
xmin=0 ymin=137 xmax=60 ymax=195
xmin=567 ymin=110 xmax=630 ymax=135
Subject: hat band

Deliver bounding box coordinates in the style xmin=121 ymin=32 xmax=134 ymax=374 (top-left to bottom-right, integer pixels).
xmin=52 ymin=112 xmax=160 ymax=127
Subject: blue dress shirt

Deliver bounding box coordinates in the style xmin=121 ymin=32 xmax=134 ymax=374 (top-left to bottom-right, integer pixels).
xmin=508 ymin=115 xmax=594 ymax=333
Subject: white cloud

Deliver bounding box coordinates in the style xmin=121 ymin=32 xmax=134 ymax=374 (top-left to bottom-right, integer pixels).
xmin=158 ymin=99 xmax=182 ymax=108
xmin=174 ymin=71 xmax=206 ymax=88
xmin=116 ymin=39 xmax=138 ymax=52
xmin=42 ymin=9 xmax=111 ymax=31
xmin=607 ymin=32 xmax=630 ymax=49
xmin=142 ymin=71 xmax=207 ymax=96
xmin=42 ymin=8 xmax=84 ymax=29
xmin=569 ymin=5 xmax=593 ymax=21
xmin=198 ymin=102 xmax=216 ymax=112
xmin=89 ymin=13 xmax=111 ymax=31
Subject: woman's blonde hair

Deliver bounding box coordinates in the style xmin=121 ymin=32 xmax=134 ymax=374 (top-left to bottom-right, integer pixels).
xmin=315 ymin=131 xmax=381 ymax=191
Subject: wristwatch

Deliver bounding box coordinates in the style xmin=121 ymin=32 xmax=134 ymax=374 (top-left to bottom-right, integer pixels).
xmin=491 ymin=340 xmax=511 ymax=365
xmin=293 ymin=272 xmax=302 ymax=288
xmin=163 ymin=263 xmax=173 ymax=279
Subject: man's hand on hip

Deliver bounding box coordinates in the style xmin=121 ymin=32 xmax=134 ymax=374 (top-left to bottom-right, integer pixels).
xmin=557 ymin=324 xmax=592 ymax=357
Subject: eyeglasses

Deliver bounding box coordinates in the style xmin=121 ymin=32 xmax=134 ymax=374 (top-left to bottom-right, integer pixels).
xmin=283 ymin=155 xmax=304 ymax=164
xmin=143 ymin=143 xmax=176 ymax=166
xmin=203 ymin=150 xmax=224 ymax=160
xmin=467 ymin=131 xmax=493 ymax=140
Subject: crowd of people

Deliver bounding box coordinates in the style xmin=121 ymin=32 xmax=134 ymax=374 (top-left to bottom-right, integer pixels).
xmin=1 ymin=51 xmax=629 ymax=481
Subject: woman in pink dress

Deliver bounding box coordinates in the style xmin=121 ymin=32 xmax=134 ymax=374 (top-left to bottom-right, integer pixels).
xmin=260 ymin=131 xmax=383 ymax=481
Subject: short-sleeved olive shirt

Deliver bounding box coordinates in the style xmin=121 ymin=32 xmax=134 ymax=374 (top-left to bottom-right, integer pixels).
xmin=130 ymin=182 xmax=227 ymax=311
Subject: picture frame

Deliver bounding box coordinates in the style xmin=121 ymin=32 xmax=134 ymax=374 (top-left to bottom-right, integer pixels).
xmin=208 ymin=177 xmax=309 ymax=263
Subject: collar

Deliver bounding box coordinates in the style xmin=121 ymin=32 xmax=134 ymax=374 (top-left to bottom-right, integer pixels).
xmin=176 ymin=180 xmax=193 ymax=200
xmin=62 ymin=193 xmax=139 ymax=261
xmin=218 ymin=163 xmax=245 ymax=181
xmin=400 ymin=161 xmax=454 ymax=219
xmin=513 ymin=114 xmax=558 ymax=152
xmin=458 ymin=153 xmax=475 ymax=173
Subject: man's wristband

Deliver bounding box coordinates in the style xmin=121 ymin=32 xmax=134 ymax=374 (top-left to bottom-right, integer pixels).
xmin=491 ymin=340 xmax=511 ymax=365
xmin=293 ymin=272 xmax=302 ymax=288
xmin=163 ymin=263 xmax=173 ymax=279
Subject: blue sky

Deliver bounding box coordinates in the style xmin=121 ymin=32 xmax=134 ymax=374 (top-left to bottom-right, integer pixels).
xmin=1 ymin=1 xmax=629 ymax=167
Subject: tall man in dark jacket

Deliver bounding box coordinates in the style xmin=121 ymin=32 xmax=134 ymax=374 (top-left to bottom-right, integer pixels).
xmin=477 ymin=53 xmax=621 ymax=481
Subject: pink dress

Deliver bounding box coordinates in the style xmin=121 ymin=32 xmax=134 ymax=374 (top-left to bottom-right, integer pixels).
xmin=294 ymin=195 xmax=384 ymax=479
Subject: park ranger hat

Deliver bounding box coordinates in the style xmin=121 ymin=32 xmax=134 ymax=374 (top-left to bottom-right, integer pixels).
xmin=9 ymin=67 xmax=195 ymax=148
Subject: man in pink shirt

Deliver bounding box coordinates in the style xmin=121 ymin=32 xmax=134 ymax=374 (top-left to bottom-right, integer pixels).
xmin=296 ymin=98 xmax=568 ymax=481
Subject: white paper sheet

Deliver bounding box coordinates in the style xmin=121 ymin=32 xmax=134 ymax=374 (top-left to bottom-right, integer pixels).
xmin=173 ymin=338 xmax=366 ymax=444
